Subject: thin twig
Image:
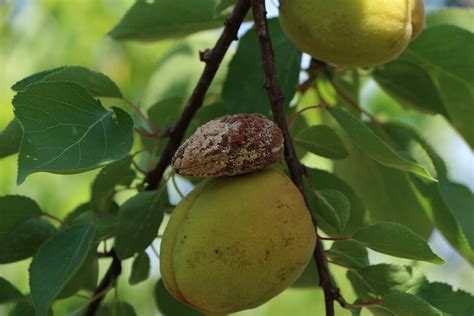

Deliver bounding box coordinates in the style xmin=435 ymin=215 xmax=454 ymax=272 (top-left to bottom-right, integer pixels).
xmin=144 ymin=0 xmax=251 ymax=191
xmin=124 ymin=98 xmax=160 ymax=132
xmin=250 ymin=1 xmax=344 ymax=315
xmin=287 ymin=104 xmax=327 ymax=126
xmin=42 ymin=212 xmax=64 ymax=225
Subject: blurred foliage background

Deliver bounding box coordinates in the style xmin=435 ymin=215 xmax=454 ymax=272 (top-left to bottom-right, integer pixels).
xmin=0 ymin=0 xmax=473 ymax=315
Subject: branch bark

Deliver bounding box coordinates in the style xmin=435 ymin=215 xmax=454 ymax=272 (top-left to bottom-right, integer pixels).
xmin=85 ymin=250 xmax=122 ymax=316
xmin=145 ymin=0 xmax=252 ymax=191
xmin=250 ymin=1 xmax=342 ymax=315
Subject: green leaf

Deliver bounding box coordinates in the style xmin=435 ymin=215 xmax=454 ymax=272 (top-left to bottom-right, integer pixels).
xmin=115 ymin=189 xmax=166 ymax=259
xmin=222 ymin=19 xmax=301 ymax=114
xmin=291 ymin=257 xmax=319 ymax=288
xmin=29 ymin=224 xmax=95 ymax=316
xmin=427 ymin=8 xmax=474 ymax=32
xmin=91 ymin=156 xmax=135 ymax=213
xmin=0 ymin=218 xmax=56 ymax=264
xmin=312 ymin=190 xmax=350 ymax=233
xmin=0 ymin=119 xmax=22 ymax=159
xmin=10 ymin=67 xmax=66 ymax=91
xmin=386 ymin=124 xmax=474 ymax=263
xmin=329 ymin=107 xmax=435 ymax=180
xmin=294 ymin=125 xmax=348 ymax=159
xmin=305 ymin=168 xmax=367 ymax=236
xmin=373 ymin=61 xmax=448 ymax=116
xmin=347 ymin=264 xmax=426 ymax=298
xmin=409 ymin=282 xmax=474 ymax=316
xmin=57 ymin=250 xmax=98 ymax=299
xmin=326 ymin=240 xmax=369 ymax=269
xmin=0 ymin=277 xmax=23 ymax=304
xmin=371 ymin=292 xmax=444 ymax=316
xmin=147 ymin=97 xmax=183 ymax=129
xmin=401 ymin=25 xmax=474 ymax=146
xmin=13 ymin=81 xmax=133 ymax=184
xmin=63 ymin=203 xmax=119 ymax=243
xmin=353 ymin=223 xmax=444 ymax=264
xmin=334 ymin=140 xmax=433 ymax=238
xmin=109 ymin=0 xmax=227 ymax=41
xmin=12 ymin=66 xmax=122 ymax=98
xmin=0 ymin=195 xmax=43 ymax=240
xmin=215 ymin=0 xmax=235 ymax=14
xmin=155 ymin=279 xmax=203 ymax=316
xmin=97 ymin=302 xmax=137 ymax=316
xmin=129 ymin=252 xmax=151 ymax=285
xmin=8 ymin=300 xmax=53 ymax=316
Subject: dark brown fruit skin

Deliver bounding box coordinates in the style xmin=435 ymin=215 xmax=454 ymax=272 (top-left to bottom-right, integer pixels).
xmin=172 ymin=114 xmax=284 ymax=177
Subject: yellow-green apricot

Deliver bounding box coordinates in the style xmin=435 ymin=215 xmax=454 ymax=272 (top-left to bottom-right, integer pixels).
xmin=160 ymin=169 xmax=316 ymax=314
xmin=279 ymin=0 xmax=425 ymax=67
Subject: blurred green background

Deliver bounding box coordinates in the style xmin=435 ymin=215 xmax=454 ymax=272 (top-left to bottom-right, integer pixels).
xmin=0 ymin=0 xmax=473 ymax=315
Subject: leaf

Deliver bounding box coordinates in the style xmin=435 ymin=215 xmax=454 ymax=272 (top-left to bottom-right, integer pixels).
xmin=97 ymin=302 xmax=137 ymax=316
xmin=0 ymin=277 xmax=23 ymax=304
xmin=294 ymin=125 xmax=348 ymax=159
xmin=373 ymin=61 xmax=448 ymax=116
xmin=129 ymin=252 xmax=151 ymax=285
xmin=329 ymin=107 xmax=435 ymax=180
xmin=57 ymin=250 xmax=98 ymax=299
xmin=334 ymin=139 xmax=433 ymax=238
xmin=352 ymin=223 xmax=444 ymax=264
xmin=222 ymin=19 xmax=301 ymax=114
xmin=312 ymin=190 xmax=350 ymax=233
xmin=63 ymin=203 xmax=119 ymax=243
xmin=215 ymin=0 xmax=235 ymax=14
xmin=371 ymin=292 xmax=444 ymax=316
xmin=409 ymin=282 xmax=474 ymax=316
xmin=8 ymin=300 xmax=53 ymax=316
xmin=427 ymin=8 xmax=474 ymax=32
xmin=155 ymin=279 xmax=203 ymax=316
xmin=0 ymin=195 xmax=43 ymax=240
xmin=109 ymin=0 xmax=227 ymax=41
xmin=0 ymin=218 xmax=56 ymax=264
xmin=326 ymin=240 xmax=369 ymax=269
xmin=12 ymin=66 xmax=122 ymax=98
xmin=386 ymin=124 xmax=474 ymax=263
xmin=0 ymin=119 xmax=22 ymax=159
xmin=305 ymin=168 xmax=367 ymax=236
xmin=13 ymin=81 xmax=133 ymax=184
xmin=401 ymin=25 xmax=474 ymax=146
xmin=347 ymin=264 xmax=426 ymax=298
xmin=115 ymin=189 xmax=166 ymax=259
xmin=291 ymin=257 xmax=319 ymax=288
xmin=29 ymin=224 xmax=95 ymax=316
xmin=91 ymin=156 xmax=135 ymax=213
xmin=10 ymin=67 xmax=66 ymax=91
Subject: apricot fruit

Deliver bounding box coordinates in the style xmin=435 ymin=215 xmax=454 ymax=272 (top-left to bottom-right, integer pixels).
xmin=160 ymin=169 xmax=316 ymax=314
xmin=279 ymin=0 xmax=425 ymax=67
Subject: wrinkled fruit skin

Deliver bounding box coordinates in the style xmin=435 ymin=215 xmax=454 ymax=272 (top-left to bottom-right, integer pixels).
xmin=279 ymin=0 xmax=425 ymax=67
xmin=160 ymin=169 xmax=316 ymax=314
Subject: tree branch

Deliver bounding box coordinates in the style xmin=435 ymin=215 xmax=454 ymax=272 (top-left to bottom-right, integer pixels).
xmin=250 ymin=1 xmax=343 ymax=315
xmin=144 ymin=0 xmax=252 ymax=191
xmin=85 ymin=250 xmax=122 ymax=316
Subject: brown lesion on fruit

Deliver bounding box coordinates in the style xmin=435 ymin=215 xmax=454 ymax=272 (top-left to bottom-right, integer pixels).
xmin=171 ymin=114 xmax=284 ymax=177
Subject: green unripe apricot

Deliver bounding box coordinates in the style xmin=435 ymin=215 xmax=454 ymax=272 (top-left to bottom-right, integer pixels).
xmin=160 ymin=169 xmax=316 ymax=314
xmin=279 ymin=0 xmax=425 ymax=67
